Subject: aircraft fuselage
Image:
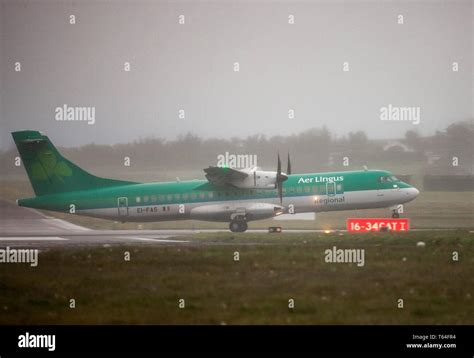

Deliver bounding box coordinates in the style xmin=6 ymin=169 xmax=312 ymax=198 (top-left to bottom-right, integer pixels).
xmin=18 ymin=169 xmax=419 ymax=223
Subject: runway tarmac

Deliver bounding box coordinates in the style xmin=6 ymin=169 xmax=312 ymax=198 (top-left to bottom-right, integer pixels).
xmin=0 ymin=199 xmax=462 ymax=248
xmin=0 ymin=199 xmax=194 ymax=247
xmin=0 ymin=199 xmax=326 ymax=248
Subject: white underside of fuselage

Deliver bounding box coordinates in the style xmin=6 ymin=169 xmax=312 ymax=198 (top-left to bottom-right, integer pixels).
xmin=75 ymin=188 xmax=419 ymax=223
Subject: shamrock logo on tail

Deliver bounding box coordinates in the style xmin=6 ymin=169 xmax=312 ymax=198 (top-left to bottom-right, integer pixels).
xmin=31 ymin=149 xmax=72 ymax=183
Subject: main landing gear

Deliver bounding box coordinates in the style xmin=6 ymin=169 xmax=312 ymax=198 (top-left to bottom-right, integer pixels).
xmin=229 ymin=221 xmax=248 ymax=233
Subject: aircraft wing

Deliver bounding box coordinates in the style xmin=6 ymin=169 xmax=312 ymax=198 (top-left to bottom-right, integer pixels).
xmin=204 ymin=166 xmax=249 ymax=187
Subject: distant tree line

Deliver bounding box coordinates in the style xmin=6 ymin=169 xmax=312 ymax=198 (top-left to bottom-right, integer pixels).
xmin=1 ymin=120 xmax=472 ymax=176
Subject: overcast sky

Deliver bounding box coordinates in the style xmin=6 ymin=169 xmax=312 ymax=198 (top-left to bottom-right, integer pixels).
xmin=1 ymin=0 xmax=472 ymax=149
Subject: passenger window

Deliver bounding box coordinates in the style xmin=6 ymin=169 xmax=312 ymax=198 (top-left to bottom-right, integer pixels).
xmin=136 ymin=197 xmax=141 ymax=203
xmin=191 ymin=193 xmax=196 ymax=200
xmin=144 ymin=196 xmax=149 ymax=203
xmin=167 ymin=194 xmax=172 ymax=201
xmin=151 ymin=195 xmax=157 ymax=202
xmin=199 ymin=192 xmax=205 ymax=199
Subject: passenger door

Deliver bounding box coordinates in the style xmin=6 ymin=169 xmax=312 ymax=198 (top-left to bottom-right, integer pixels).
xmin=117 ymin=197 xmax=129 ymax=216
xmin=376 ymin=177 xmax=385 ymax=197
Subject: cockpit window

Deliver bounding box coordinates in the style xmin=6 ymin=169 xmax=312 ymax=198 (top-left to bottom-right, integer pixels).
xmin=378 ymin=175 xmax=397 ymax=183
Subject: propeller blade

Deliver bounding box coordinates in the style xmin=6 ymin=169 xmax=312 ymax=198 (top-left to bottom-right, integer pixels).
xmin=253 ymin=170 xmax=256 ymax=186
xmin=277 ymin=153 xmax=281 ymax=177
xmin=276 ymin=153 xmax=286 ymax=204
xmin=287 ymin=153 xmax=291 ymax=175
xmin=278 ymin=181 xmax=283 ymax=204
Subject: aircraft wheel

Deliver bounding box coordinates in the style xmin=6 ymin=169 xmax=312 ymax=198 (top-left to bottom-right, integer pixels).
xmin=229 ymin=221 xmax=247 ymax=233
xmin=229 ymin=221 xmax=240 ymax=232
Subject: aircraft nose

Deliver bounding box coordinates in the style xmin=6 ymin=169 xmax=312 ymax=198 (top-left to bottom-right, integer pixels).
xmin=412 ymin=187 xmax=420 ymax=197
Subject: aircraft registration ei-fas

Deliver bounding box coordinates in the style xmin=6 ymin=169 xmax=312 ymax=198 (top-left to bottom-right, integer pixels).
xmin=12 ymin=130 xmax=419 ymax=232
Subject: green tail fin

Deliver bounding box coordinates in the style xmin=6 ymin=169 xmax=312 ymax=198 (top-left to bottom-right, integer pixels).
xmin=12 ymin=130 xmax=138 ymax=196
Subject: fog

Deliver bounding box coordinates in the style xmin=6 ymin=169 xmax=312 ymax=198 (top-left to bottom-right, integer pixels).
xmin=1 ymin=0 xmax=472 ymax=149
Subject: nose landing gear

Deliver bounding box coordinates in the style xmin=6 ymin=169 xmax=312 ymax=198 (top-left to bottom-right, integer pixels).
xmin=229 ymin=221 xmax=248 ymax=233
xmin=390 ymin=204 xmax=403 ymax=218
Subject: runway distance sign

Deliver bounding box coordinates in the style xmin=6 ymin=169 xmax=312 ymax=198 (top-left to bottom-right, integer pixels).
xmin=347 ymin=218 xmax=410 ymax=232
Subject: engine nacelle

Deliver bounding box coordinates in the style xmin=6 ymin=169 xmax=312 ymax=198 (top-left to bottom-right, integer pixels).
xmin=229 ymin=169 xmax=280 ymax=189
xmin=190 ymin=202 xmax=284 ymax=222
